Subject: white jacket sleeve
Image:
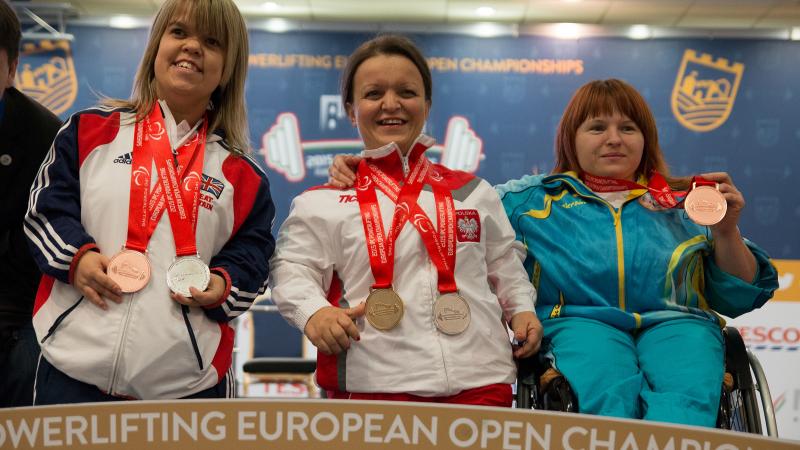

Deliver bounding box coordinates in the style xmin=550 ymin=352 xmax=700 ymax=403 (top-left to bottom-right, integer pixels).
xmin=269 ymin=193 xmax=336 ymax=332
xmin=479 ymin=180 xmax=537 ymax=322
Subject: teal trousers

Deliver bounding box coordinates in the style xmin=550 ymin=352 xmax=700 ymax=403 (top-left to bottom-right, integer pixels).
xmin=544 ymin=316 xmax=724 ymax=427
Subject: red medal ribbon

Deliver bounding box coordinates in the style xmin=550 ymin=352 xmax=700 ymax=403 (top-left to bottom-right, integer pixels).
xmin=580 ymin=171 xmax=687 ymax=208
xmin=356 ymin=142 xmax=458 ymax=294
xmin=125 ymin=104 xmax=206 ymax=256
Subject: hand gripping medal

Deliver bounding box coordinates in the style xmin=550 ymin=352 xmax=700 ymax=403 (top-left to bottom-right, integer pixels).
xmin=166 ymin=255 xmax=211 ymax=297
xmin=684 ymin=181 xmax=727 ymax=226
xmin=108 ymin=249 xmax=151 ymax=293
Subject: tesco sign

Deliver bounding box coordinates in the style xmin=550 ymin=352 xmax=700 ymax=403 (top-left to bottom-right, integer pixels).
xmin=738 ymin=326 xmax=800 ymax=345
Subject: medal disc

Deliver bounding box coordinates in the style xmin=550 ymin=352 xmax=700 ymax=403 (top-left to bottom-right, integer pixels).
xmin=433 ymin=293 xmax=471 ymax=335
xmin=365 ymin=288 xmax=404 ymax=331
xmin=166 ymin=256 xmax=210 ymax=297
xmin=107 ymin=249 xmax=151 ymax=293
xmin=685 ymin=185 xmax=727 ymax=226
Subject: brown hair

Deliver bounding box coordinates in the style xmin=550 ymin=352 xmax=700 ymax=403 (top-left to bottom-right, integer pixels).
xmin=340 ymin=34 xmax=432 ymax=107
xmin=103 ymin=0 xmax=251 ymax=154
xmin=553 ymin=78 xmax=688 ymax=188
xmin=0 ymin=0 xmax=21 ymax=63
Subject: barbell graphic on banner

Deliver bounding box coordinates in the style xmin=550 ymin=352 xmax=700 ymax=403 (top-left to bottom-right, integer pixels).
xmin=439 ymin=116 xmax=483 ymax=173
xmin=262 ymin=113 xmax=306 ymax=182
xmin=260 ymin=113 xmax=484 ymax=183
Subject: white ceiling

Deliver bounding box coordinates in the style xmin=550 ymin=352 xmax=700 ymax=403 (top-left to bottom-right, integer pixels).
xmin=15 ymin=0 xmax=800 ymax=32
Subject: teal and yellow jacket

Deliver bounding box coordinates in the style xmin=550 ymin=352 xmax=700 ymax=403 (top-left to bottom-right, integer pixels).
xmin=497 ymin=172 xmax=778 ymax=331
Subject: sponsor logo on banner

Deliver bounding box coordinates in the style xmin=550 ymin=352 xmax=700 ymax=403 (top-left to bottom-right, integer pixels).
xmin=738 ymin=325 xmax=800 ymax=351
xmin=260 ymin=111 xmax=484 ymax=183
xmin=17 ymin=40 xmax=78 ymax=115
xmin=671 ymin=49 xmax=743 ymax=132
xmin=772 ymin=259 xmax=800 ymax=302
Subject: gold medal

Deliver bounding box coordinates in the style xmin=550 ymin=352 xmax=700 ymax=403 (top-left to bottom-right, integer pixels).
xmin=685 ymin=183 xmax=727 ymax=226
xmin=365 ymin=288 xmax=404 ymax=331
xmin=433 ymin=292 xmax=471 ymax=335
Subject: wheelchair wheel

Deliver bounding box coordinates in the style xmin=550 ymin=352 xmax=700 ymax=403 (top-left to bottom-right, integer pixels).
xmin=716 ymin=327 xmax=763 ymax=435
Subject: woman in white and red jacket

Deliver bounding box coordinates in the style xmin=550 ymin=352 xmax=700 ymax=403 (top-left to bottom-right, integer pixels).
xmin=25 ymin=0 xmax=275 ymax=402
xmin=270 ymin=35 xmax=541 ymax=406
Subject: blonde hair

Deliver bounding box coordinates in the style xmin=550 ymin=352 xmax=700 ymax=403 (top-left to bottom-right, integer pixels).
xmin=104 ymin=0 xmax=251 ymax=155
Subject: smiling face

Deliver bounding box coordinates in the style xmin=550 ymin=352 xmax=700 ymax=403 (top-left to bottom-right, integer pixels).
xmin=153 ymin=13 xmax=224 ymax=111
xmin=575 ymin=111 xmax=644 ymax=181
xmin=346 ymin=54 xmax=430 ymax=154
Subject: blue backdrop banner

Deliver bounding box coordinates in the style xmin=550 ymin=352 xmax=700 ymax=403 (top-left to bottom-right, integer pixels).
xmin=17 ymin=28 xmax=799 ymax=259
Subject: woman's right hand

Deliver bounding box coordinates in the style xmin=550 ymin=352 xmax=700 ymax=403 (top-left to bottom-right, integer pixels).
xmin=73 ymin=251 xmax=123 ymax=310
xmin=304 ymin=303 xmax=366 ymax=355
xmin=327 ymin=154 xmax=362 ymax=188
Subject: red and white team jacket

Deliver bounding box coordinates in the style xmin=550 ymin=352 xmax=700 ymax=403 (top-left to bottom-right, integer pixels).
xmin=270 ymin=136 xmax=536 ymax=397
xmin=25 ymin=104 xmax=275 ymax=399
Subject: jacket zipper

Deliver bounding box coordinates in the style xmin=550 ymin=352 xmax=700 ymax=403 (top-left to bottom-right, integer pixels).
xmin=182 ymin=305 xmax=204 ymax=370
xmin=108 ymin=293 xmax=137 ymax=395
xmin=556 ymin=180 xmax=628 ymax=311
xmin=40 ymin=296 xmax=84 ymax=343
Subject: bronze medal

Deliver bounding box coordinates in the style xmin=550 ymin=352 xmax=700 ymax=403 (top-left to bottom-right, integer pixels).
xmin=685 ymin=184 xmax=727 ymax=226
xmin=433 ymin=292 xmax=471 ymax=335
xmin=107 ymin=249 xmax=151 ymax=293
xmin=365 ymin=288 xmax=404 ymax=331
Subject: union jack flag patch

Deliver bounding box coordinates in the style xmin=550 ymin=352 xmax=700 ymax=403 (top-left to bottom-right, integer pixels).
xmin=200 ymin=174 xmax=225 ymax=199
xmin=456 ymin=209 xmax=481 ymax=242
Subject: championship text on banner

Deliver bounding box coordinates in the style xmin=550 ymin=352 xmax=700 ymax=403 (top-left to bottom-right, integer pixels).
xmin=2 ymin=400 xmax=798 ymax=450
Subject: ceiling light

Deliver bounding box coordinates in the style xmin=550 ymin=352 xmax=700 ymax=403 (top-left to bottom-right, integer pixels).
xmin=471 ymin=22 xmax=506 ymax=38
xmin=552 ymin=23 xmax=581 ymax=40
xmin=627 ymin=25 xmax=651 ymax=40
xmin=261 ymin=1 xmax=280 ymax=11
xmin=109 ymin=15 xmax=137 ymax=29
xmin=264 ymin=18 xmax=290 ymax=33
xmin=475 ymin=6 xmax=496 ymax=17
xmin=791 ymin=27 xmax=800 ymax=41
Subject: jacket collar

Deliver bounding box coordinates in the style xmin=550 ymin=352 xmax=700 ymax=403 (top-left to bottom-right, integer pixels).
xmin=360 ymin=134 xmax=435 ymax=180
xmin=543 ymin=171 xmax=649 ymax=199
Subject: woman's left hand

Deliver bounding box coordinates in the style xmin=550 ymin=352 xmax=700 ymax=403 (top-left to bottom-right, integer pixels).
xmin=698 ymin=172 xmax=744 ymax=237
xmin=510 ymin=311 xmax=543 ymax=359
xmin=171 ymin=273 xmax=226 ymax=307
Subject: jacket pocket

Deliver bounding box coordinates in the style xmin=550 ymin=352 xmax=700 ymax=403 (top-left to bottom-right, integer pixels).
xmin=40 ymin=295 xmax=84 ymax=343
xmin=181 ymin=305 xmax=204 ymax=370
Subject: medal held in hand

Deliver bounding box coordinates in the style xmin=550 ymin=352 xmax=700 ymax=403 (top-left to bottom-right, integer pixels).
xmin=166 ymin=255 xmax=211 ymax=297
xmin=365 ymin=288 xmax=404 ymax=331
xmin=433 ymin=292 xmax=471 ymax=335
xmin=684 ymin=182 xmax=727 ymax=226
xmin=107 ymin=249 xmax=151 ymax=293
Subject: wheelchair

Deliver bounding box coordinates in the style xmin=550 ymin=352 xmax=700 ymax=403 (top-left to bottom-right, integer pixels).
xmin=515 ymin=326 xmax=778 ymax=437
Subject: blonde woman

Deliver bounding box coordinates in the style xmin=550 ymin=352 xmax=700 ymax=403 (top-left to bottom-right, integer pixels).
xmin=25 ymin=0 xmax=275 ymax=403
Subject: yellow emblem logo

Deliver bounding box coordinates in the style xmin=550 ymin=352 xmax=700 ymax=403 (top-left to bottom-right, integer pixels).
xmin=17 ymin=40 xmax=78 ymax=115
xmin=671 ymin=49 xmax=744 ymax=132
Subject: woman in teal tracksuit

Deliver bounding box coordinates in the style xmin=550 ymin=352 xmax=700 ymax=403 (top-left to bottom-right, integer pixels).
xmin=497 ymin=79 xmax=777 ymax=427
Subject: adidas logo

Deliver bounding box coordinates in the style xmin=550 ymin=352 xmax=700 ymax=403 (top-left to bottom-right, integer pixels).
xmin=113 ymin=152 xmax=133 ymax=165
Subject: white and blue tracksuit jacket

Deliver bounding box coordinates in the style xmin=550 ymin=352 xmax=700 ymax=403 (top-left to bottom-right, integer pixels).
xmin=25 ymin=106 xmax=275 ymax=399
